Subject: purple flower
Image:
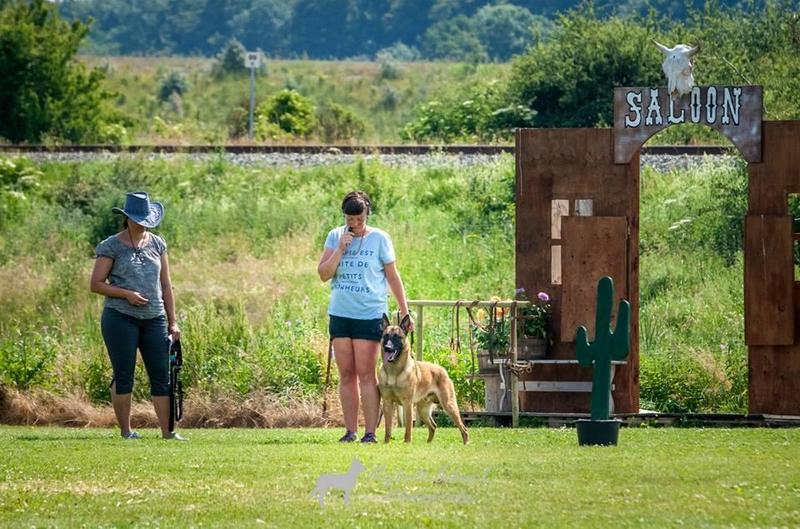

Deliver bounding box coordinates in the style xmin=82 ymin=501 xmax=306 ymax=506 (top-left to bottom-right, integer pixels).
xmin=537 ymin=292 xmax=550 ymax=302
xmin=515 ymin=287 xmax=526 ymax=296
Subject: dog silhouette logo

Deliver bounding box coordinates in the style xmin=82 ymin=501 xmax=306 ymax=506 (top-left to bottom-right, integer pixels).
xmin=310 ymin=458 xmax=366 ymax=507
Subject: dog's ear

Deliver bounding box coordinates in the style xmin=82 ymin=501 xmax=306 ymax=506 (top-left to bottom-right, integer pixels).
xmin=381 ymin=313 xmax=390 ymax=331
xmin=399 ymin=313 xmax=412 ymax=334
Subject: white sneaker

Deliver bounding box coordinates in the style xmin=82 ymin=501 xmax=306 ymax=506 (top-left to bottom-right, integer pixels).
xmin=163 ymin=432 xmax=187 ymax=441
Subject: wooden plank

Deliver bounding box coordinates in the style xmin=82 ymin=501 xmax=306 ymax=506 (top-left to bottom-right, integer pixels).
xmin=757 ymin=121 xmax=800 ymax=196
xmin=744 ymin=215 xmax=794 ymax=345
xmin=560 ymin=216 xmax=628 ymax=342
xmin=621 ymin=152 xmax=641 ymax=415
xmin=551 ymin=245 xmax=562 ymax=285
xmin=746 ymin=121 xmax=800 ymax=415
xmin=551 ymin=199 xmax=570 ymax=239
xmin=518 ymin=381 xmax=593 ymax=392
xmin=749 ymin=344 xmax=800 ymax=415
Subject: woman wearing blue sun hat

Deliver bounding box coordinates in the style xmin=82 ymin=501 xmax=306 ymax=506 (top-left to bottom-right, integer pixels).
xmin=90 ymin=192 xmax=184 ymax=440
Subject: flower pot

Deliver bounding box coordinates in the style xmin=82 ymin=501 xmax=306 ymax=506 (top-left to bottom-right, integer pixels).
xmin=482 ymin=373 xmax=511 ymax=412
xmin=576 ymin=419 xmax=621 ymax=446
xmin=476 ymin=350 xmax=500 ymax=373
xmin=519 ymin=337 xmax=548 ymax=360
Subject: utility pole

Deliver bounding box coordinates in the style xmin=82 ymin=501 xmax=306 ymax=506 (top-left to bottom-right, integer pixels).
xmin=245 ymin=51 xmax=262 ymax=139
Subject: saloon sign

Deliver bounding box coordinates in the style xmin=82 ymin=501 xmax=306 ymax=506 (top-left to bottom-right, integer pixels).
xmin=614 ymin=85 xmax=762 ymax=163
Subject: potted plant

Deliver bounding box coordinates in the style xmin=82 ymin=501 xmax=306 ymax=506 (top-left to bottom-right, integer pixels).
xmin=516 ymin=288 xmax=551 ymax=360
xmin=471 ymin=299 xmax=510 ymax=373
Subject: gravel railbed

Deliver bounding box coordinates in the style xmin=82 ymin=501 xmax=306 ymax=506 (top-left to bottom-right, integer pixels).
xmin=7 ymin=151 xmax=740 ymax=173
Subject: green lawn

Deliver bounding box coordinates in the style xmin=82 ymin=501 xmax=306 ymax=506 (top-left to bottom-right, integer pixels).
xmin=1 ymin=426 xmax=798 ymax=528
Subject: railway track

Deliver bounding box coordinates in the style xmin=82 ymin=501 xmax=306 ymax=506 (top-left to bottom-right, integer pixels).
xmin=0 ymin=144 xmax=736 ymax=155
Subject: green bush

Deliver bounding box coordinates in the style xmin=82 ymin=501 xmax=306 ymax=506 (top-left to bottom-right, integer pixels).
xmin=0 ymin=0 xmax=115 ymax=143
xmin=375 ymin=42 xmax=420 ymax=62
xmin=213 ymin=39 xmax=248 ymax=77
xmin=421 ymin=15 xmax=487 ymax=63
xmin=473 ymin=4 xmax=538 ymax=61
xmin=158 ymin=70 xmax=189 ymax=102
xmin=0 ymin=156 xmax=42 ymax=228
xmin=83 ymin=353 xmax=112 ymax=403
xmin=316 ymin=102 xmax=366 ymax=142
xmin=378 ymin=59 xmax=402 ymax=81
xmin=508 ymin=6 xmax=664 ymax=128
xmin=401 ymin=81 xmax=534 ymax=142
xmin=0 ymin=326 xmax=58 ymax=390
xmin=377 ymin=86 xmax=401 ymax=112
xmin=226 ymin=106 xmax=250 ymax=139
xmin=255 ymin=89 xmax=316 ymax=138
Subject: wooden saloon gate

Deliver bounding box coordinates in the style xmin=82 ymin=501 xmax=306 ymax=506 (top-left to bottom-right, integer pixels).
xmin=515 ymin=85 xmax=800 ymax=416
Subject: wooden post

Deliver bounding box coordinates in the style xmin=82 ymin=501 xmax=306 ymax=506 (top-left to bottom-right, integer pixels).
xmin=415 ymin=305 xmax=424 ymax=361
xmin=511 ymin=302 xmax=519 ymax=427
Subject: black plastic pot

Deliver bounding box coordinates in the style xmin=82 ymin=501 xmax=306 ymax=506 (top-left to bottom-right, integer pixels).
xmin=576 ymin=419 xmax=621 ymax=446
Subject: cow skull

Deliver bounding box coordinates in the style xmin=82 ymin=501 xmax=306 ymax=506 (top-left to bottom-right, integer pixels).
xmin=653 ymin=40 xmax=699 ymax=98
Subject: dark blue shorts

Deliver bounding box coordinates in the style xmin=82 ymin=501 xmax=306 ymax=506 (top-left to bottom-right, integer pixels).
xmin=329 ymin=315 xmax=384 ymax=341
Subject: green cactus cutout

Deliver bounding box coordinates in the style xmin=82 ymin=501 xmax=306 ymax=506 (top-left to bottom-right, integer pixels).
xmin=575 ymin=276 xmax=631 ymax=421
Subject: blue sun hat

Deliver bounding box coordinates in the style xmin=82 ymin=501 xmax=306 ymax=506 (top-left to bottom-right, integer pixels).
xmin=112 ymin=192 xmax=164 ymax=228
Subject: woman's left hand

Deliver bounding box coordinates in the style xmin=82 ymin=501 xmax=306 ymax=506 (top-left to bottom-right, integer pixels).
xmin=169 ymin=323 xmax=181 ymax=342
xmin=404 ymin=314 xmax=415 ymax=333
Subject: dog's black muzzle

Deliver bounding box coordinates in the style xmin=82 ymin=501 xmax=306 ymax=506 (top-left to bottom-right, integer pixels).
xmin=382 ymin=334 xmax=405 ymax=363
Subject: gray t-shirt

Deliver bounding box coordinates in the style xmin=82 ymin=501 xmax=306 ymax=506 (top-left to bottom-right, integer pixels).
xmin=95 ymin=233 xmax=167 ymax=319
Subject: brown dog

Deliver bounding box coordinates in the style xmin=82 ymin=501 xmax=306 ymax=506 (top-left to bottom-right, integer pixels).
xmin=378 ymin=314 xmax=469 ymax=444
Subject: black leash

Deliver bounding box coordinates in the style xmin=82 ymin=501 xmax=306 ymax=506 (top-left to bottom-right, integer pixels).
xmin=168 ymin=338 xmax=184 ymax=433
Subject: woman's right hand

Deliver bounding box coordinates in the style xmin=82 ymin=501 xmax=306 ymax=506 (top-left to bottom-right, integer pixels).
xmin=338 ymin=231 xmax=354 ymax=251
xmin=125 ymin=290 xmax=149 ymax=306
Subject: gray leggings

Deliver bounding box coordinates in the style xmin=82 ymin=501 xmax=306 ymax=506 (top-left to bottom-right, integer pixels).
xmin=101 ymin=307 xmax=170 ymax=396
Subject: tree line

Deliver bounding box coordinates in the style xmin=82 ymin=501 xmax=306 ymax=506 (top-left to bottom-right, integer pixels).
xmin=2 ymin=0 xmax=797 ymax=144
xmin=59 ymin=0 xmax=738 ymax=61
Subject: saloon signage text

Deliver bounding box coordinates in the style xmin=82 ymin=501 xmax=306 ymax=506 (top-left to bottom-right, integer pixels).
xmin=613 ymin=85 xmax=762 ymax=164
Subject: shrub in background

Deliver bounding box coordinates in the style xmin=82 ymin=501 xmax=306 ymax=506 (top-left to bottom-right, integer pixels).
xmin=421 ymin=15 xmax=487 ymax=63
xmin=0 ymin=326 xmax=58 ymax=391
xmin=375 ymin=42 xmax=420 ymax=62
xmin=316 ymin=102 xmax=365 ymax=143
xmin=0 ymin=0 xmax=116 ymax=143
xmin=401 ymin=80 xmax=534 ymax=142
xmin=508 ymin=6 xmax=663 ymax=128
xmin=0 ymin=156 xmax=42 ymax=229
xmin=378 ymin=59 xmax=402 ymax=81
xmin=226 ymin=106 xmax=249 ymax=139
xmin=255 ymin=89 xmax=316 ymax=138
xmin=158 ymin=70 xmax=189 ymax=102
xmin=472 ymin=4 xmax=539 ymax=62
xmin=212 ymin=39 xmax=248 ymax=77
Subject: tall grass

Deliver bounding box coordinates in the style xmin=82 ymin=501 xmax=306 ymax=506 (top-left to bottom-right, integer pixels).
xmin=0 ymin=154 xmax=514 ymax=413
xmin=0 ymin=153 xmax=750 ymax=415
xmin=84 ymin=57 xmax=509 ymax=144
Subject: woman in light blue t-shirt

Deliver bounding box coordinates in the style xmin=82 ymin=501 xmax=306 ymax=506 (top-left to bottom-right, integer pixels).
xmin=317 ymin=190 xmax=413 ymax=443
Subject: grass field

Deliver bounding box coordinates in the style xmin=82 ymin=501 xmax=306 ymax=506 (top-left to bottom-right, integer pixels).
xmin=1 ymin=426 xmax=798 ymax=528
